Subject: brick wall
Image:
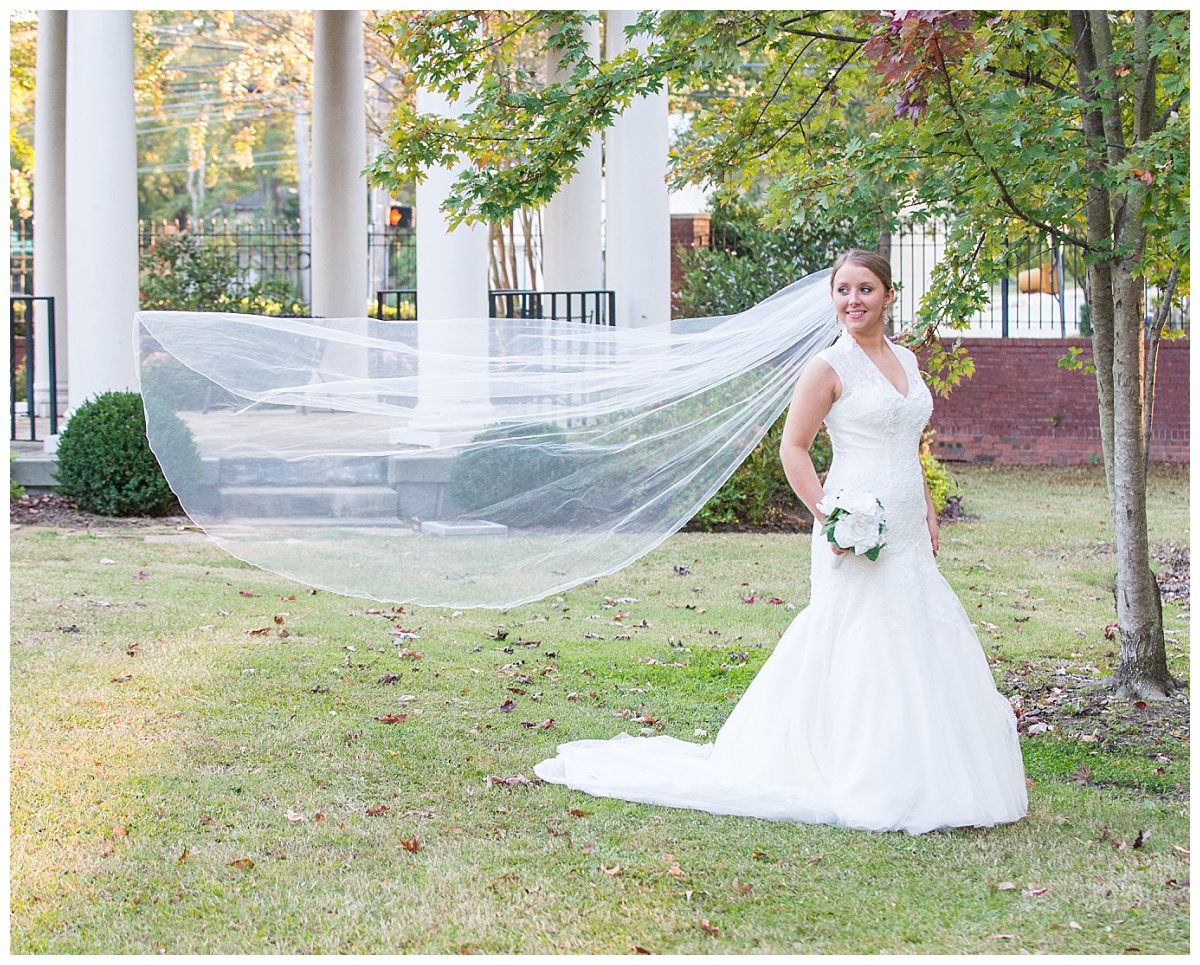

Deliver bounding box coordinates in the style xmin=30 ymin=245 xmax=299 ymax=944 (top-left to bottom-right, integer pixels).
xmin=670 ymin=213 xmax=711 ymax=315
xmin=921 ymin=338 xmax=1189 ymax=464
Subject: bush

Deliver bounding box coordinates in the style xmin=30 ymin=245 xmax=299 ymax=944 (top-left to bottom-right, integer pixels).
xmin=689 ymin=413 xmax=831 ymax=529
xmin=446 ymin=423 xmax=578 ymax=522
xmin=11 ymin=450 xmax=25 ymax=501
xmin=920 ymin=429 xmax=959 ymax=515
xmin=54 ymin=390 xmax=200 ymax=516
xmin=676 ymin=187 xmax=870 ymax=318
xmin=140 ymin=234 xmax=308 ymax=316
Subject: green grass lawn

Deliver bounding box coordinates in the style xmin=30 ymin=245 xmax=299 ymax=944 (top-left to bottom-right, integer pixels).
xmin=9 ymin=464 xmax=1190 ymax=953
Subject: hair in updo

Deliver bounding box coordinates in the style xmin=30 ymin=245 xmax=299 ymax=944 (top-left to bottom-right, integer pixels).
xmin=830 ymin=249 xmax=894 ymax=291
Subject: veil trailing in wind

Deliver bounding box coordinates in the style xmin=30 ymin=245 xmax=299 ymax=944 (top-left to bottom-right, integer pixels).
xmin=136 ymin=269 xmax=839 ymax=608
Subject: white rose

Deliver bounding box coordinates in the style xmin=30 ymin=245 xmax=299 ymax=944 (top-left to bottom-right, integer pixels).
xmin=833 ymin=511 xmax=883 ymax=555
xmin=840 ymin=490 xmax=881 ymax=517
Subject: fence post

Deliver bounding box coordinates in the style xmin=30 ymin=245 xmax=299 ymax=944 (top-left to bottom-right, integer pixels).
xmin=1000 ymin=277 xmax=1010 ymax=338
xmin=46 ymin=296 xmax=58 ymax=435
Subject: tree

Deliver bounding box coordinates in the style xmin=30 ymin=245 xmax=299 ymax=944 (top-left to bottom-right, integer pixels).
xmin=368 ymin=10 xmax=1189 ymax=699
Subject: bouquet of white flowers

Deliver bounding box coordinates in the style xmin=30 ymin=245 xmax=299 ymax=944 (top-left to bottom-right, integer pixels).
xmin=816 ymin=489 xmax=887 ymax=562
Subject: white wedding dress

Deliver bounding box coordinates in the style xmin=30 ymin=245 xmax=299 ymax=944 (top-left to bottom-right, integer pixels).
xmin=534 ymin=332 xmax=1028 ymax=834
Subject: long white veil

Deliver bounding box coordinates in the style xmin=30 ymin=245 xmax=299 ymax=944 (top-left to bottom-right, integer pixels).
xmin=136 ymin=269 xmax=838 ymax=608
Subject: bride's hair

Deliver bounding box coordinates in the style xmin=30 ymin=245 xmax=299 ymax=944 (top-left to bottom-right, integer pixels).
xmin=830 ymin=249 xmax=893 ymax=291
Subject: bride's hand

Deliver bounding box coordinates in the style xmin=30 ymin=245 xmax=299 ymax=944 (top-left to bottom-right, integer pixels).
xmin=927 ymin=513 xmax=939 ymax=557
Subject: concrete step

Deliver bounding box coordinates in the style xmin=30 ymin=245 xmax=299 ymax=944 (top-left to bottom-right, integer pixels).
xmin=219 ymin=455 xmax=388 ymax=487
xmin=219 ymin=485 xmax=398 ymax=519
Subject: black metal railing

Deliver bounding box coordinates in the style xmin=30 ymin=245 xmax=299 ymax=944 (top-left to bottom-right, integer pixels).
xmin=488 ymin=289 xmax=616 ymax=326
xmin=375 ymin=289 xmax=418 ymax=320
xmin=10 ymin=295 xmax=57 ymax=441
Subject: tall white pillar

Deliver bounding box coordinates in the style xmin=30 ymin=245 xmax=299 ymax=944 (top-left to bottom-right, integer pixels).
xmin=312 ymin=10 xmax=368 ymax=318
xmin=33 ymin=9 xmax=68 ymax=417
xmin=64 ymin=10 xmax=139 ymax=410
xmin=604 ymin=10 xmax=671 ymax=327
xmin=414 ymin=87 xmax=490 ymax=321
xmin=542 ymin=17 xmax=603 ymax=296
xmin=388 ymin=85 xmax=492 ymax=447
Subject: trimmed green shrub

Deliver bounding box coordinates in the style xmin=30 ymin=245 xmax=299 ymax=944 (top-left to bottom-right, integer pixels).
xmin=688 ymin=412 xmax=831 ymax=530
xmin=54 ymin=390 xmax=200 ymax=516
xmin=447 ymin=423 xmax=578 ymax=521
xmin=11 ymin=450 xmax=25 ymax=501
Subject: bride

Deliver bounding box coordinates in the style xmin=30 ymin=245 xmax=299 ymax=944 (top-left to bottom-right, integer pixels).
xmin=534 ymin=250 xmax=1028 ymax=834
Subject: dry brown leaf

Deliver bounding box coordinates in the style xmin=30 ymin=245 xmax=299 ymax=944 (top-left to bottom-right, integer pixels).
xmin=731 ymin=877 xmax=752 ymax=892
xmin=632 ymin=945 xmax=653 ymax=955
xmin=228 ymin=858 xmax=255 ymax=870
xmin=582 ymin=844 xmax=596 ymax=854
xmin=374 ymin=714 xmax=408 ymax=724
xmin=400 ymin=837 xmax=422 ymax=853
xmin=667 ymin=864 xmax=685 ymax=878
xmin=601 ymin=863 xmax=623 ymax=876
xmin=285 ymin=809 xmax=306 ymax=823
xmin=997 ymin=881 xmax=1016 ymax=890
xmin=245 ymin=627 xmax=270 ymax=636
xmin=569 ymin=808 xmax=588 ymax=818
xmin=112 ymin=824 xmax=128 ymax=837
xmin=698 ymin=918 xmax=720 ymax=937
xmin=366 ymin=804 xmax=390 ymax=816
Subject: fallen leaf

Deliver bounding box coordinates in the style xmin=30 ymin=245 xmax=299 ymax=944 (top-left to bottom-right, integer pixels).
xmin=111 ymin=674 xmax=133 ymax=684
xmin=767 ymin=597 xmax=785 ymax=605
xmin=632 ymin=945 xmax=653 ymax=955
xmin=1134 ymin=700 xmax=1148 ymax=710
xmin=740 ymin=596 xmax=758 ymax=604
xmin=987 ymin=935 xmax=1014 ymax=941
xmin=731 ymin=877 xmax=752 ymax=892
xmin=99 ymin=557 xmax=116 ymax=565
xmin=582 ymin=844 xmax=596 ymax=854
xmin=698 ymin=918 xmax=720 ymax=937
xmin=1021 ymin=886 xmax=1048 ymax=897
xmin=245 ymin=627 xmax=271 ymax=636
xmin=285 ymin=809 xmax=306 ymax=823
xmin=997 ymin=881 xmax=1016 ymax=890
xmin=807 ymin=854 xmax=823 ymax=864
xmin=485 ymin=773 xmax=535 ymax=787
xmin=366 ymin=804 xmax=390 ymax=816
xmin=667 ymin=864 xmax=685 ymax=878
xmin=277 ymin=629 xmax=290 ymax=639
xmin=227 ymin=858 xmax=255 ymax=870
xmin=378 ymin=673 xmax=403 ymax=684
xmin=314 ymin=813 xmax=325 ymax=821
xmin=601 ymin=863 xmax=623 ymax=876
xmin=374 ymin=714 xmax=408 ymax=724
xmin=396 ymin=647 xmax=423 ymax=658
xmin=569 ymin=808 xmax=588 ymax=818
xmin=498 ymin=699 xmax=517 ymax=713
xmin=1073 ymin=764 xmax=1092 ymax=784
xmin=400 ymin=837 xmax=422 ymax=852
xmin=1069 ymin=921 xmax=1083 ymax=930
xmin=1132 ymin=829 xmax=1147 ymax=849
xmin=177 ymin=846 xmax=189 ymax=864
xmin=112 ymin=824 xmax=128 ymax=837
xmin=239 ymin=590 xmax=260 ymax=597
xmin=133 ymin=571 xmax=150 ymax=580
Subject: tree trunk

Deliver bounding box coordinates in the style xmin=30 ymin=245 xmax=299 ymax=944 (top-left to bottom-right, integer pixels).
xmin=1070 ymin=10 xmax=1174 ymax=700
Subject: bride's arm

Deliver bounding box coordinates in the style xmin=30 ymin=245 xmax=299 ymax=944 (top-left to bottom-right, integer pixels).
xmin=779 ymin=357 xmax=839 ymax=522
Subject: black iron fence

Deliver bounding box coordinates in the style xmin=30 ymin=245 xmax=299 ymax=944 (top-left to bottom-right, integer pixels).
xmin=489 ymin=289 xmax=616 ymax=326
xmin=10 ymin=295 xmax=58 ymax=441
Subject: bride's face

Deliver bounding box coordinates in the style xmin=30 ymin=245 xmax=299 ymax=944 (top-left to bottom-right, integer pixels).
xmin=832 ymin=263 xmax=894 ymax=336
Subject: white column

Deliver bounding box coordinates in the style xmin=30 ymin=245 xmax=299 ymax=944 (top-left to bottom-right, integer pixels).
xmin=312 ymin=10 xmax=368 ymax=318
xmin=414 ymin=86 xmax=490 ymax=321
xmin=604 ymin=10 xmax=670 ymax=327
xmin=33 ymin=9 xmax=68 ymax=418
xmin=541 ymin=16 xmax=603 ymax=296
xmin=64 ymin=10 xmax=139 ymax=412
xmin=388 ymin=85 xmax=492 ymax=447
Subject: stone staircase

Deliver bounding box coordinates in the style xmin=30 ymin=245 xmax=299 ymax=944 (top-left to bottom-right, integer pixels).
xmin=214 ymin=452 xmax=461 ymax=522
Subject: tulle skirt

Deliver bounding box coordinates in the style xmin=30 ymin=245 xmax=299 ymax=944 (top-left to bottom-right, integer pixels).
xmin=534 ymin=546 xmax=1027 ymax=835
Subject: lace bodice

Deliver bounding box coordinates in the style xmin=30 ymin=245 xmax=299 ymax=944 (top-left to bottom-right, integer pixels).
xmin=815 ymin=331 xmax=934 ymax=559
